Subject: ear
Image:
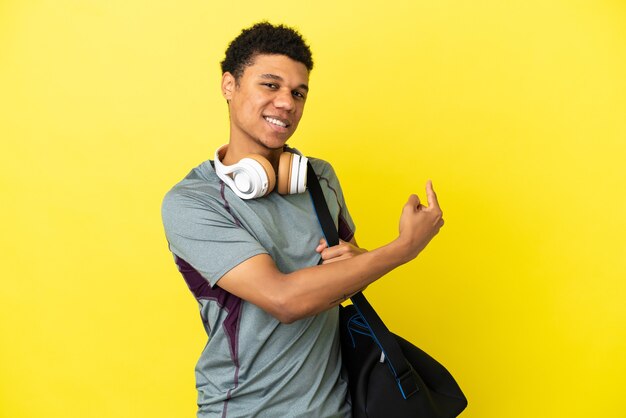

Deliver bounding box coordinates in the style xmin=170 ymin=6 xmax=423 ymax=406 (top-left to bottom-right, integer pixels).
xmin=222 ymin=72 xmax=235 ymax=101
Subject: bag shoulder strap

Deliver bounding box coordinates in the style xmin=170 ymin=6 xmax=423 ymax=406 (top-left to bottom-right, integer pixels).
xmin=307 ymin=161 xmax=420 ymax=399
xmin=306 ymin=162 xmax=339 ymax=248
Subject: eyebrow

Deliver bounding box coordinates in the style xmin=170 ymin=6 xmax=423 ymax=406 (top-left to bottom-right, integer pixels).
xmin=260 ymin=73 xmax=309 ymax=92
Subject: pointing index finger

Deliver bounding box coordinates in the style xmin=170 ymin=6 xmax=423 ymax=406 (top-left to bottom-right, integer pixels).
xmin=425 ymin=180 xmax=440 ymax=209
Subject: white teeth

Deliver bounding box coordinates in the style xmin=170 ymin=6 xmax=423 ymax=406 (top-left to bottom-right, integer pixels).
xmin=265 ymin=117 xmax=287 ymax=127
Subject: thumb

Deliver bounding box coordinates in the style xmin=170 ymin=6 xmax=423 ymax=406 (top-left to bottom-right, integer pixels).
xmin=405 ymin=194 xmax=421 ymax=211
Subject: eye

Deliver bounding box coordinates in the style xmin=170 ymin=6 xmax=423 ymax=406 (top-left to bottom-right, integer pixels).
xmin=262 ymin=83 xmax=279 ymax=89
xmin=292 ymin=90 xmax=306 ymax=100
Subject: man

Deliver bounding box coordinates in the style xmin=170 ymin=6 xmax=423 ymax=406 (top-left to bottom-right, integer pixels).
xmin=162 ymin=22 xmax=444 ymax=417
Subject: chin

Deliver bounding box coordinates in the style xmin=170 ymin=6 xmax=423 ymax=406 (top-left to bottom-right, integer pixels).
xmin=259 ymin=136 xmax=292 ymax=151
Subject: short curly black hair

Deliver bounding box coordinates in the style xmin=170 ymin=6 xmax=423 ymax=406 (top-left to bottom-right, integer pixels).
xmin=221 ymin=22 xmax=313 ymax=81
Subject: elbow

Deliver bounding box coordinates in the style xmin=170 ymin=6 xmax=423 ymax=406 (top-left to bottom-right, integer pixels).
xmin=271 ymin=294 xmax=311 ymax=324
xmin=275 ymin=312 xmax=298 ymax=325
xmin=262 ymin=273 xmax=316 ymax=324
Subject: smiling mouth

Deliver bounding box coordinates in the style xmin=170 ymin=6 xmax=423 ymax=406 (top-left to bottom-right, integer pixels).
xmin=264 ymin=116 xmax=290 ymax=128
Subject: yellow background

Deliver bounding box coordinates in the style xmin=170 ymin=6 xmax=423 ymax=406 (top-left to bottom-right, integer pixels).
xmin=1 ymin=1 xmax=625 ymax=417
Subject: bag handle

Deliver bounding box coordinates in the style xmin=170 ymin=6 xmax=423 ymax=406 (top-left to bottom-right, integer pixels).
xmin=307 ymin=162 xmax=420 ymax=399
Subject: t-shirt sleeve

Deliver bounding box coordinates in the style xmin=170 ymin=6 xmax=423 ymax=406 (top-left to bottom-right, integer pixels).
xmin=161 ymin=187 xmax=268 ymax=287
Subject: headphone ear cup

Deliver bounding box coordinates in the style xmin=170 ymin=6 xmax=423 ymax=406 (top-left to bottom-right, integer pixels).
xmin=294 ymin=154 xmax=308 ymax=193
xmin=244 ymin=154 xmax=276 ymax=196
xmin=277 ymin=152 xmax=294 ymax=195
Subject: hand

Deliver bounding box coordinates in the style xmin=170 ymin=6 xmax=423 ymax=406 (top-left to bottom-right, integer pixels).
xmin=396 ymin=180 xmax=444 ymax=261
xmin=315 ymin=238 xmax=368 ymax=264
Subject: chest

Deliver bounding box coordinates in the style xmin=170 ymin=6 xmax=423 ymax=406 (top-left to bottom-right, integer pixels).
xmin=230 ymin=191 xmax=340 ymax=273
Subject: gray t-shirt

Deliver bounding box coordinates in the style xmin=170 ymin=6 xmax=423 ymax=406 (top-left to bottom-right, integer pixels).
xmin=162 ymin=156 xmax=356 ymax=417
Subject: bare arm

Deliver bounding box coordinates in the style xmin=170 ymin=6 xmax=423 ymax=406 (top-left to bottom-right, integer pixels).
xmin=218 ymin=181 xmax=444 ymax=323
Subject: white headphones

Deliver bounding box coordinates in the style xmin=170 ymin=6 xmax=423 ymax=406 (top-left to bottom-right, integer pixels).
xmin=214 ymin=145 xmax=308 ymax=200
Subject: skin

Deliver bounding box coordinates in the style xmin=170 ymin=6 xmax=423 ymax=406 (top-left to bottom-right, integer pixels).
xmin=221 ymin=54 xmax=310 ymax=171
xmin=217 ymin=54 xmax=445 ymax=323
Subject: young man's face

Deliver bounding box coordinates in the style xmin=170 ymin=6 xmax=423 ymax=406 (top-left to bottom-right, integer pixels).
xmin=222 ymin=54 xmax=309 ymax=152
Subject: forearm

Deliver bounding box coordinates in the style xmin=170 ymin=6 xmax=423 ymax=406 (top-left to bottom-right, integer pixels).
xmin=217 ymin=184 xmax=443 ymax=324
xmin=279 ymin=238 xmax=411 ymax=321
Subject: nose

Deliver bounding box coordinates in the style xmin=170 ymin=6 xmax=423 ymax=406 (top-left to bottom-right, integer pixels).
xmin=273 ymin=89 xmax=295 ymax=112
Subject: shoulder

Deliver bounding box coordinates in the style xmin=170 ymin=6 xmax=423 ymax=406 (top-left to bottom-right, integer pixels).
xmin=307 ymin=156 xmax=339 ymax=180
xmin=161 ymin=160 xmax=226 ymax=227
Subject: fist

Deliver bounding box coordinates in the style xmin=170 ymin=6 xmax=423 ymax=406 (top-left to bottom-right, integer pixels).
xmin=397 ymin=180 xmax=444 ymax=261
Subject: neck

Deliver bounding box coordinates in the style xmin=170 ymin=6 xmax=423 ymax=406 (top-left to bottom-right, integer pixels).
xmin=221 ymin=141 xmax=283 ymax=172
